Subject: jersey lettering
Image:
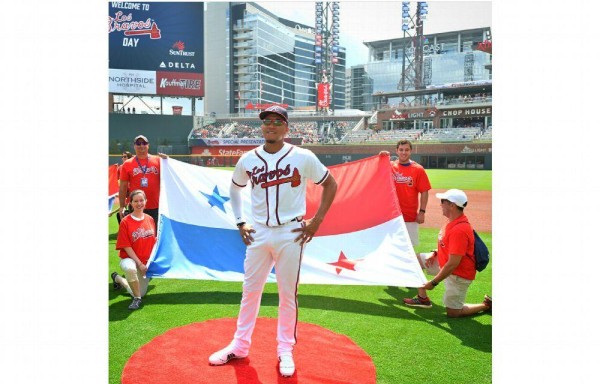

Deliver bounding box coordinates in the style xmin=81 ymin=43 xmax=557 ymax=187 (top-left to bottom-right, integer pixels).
xmin=132 ymin=166 xmax=159 ymax=176
xmin=131 ymin=227 xmax=155 ymax=241
xmin=247 ymin=164 xmax=301 ymax=189
xmin=393 ymin=172 xmax=414 ymax=187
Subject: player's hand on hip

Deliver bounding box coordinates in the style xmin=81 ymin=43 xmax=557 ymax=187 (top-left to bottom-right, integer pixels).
xmin=238 ymin=224 xmax=256 ymax=245
xmin=292 ymin=218 xmax=321 ymax=245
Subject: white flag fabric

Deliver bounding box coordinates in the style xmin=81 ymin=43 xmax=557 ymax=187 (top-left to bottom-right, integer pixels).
xmin=147 ymin=155 xmax=427 ymax=287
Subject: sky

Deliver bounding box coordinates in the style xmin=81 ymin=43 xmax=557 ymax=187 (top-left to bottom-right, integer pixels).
xmin=257 ymin=1 xmax=492 ymax=67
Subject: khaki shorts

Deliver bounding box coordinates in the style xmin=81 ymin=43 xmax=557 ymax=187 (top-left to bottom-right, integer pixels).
xmin=405 ymin=221 xmax=419 ymax=246
xmin=119 ymin=258 xmax=150 ymax=298
xmin=442 ymin=275 xmax=473 ymax=310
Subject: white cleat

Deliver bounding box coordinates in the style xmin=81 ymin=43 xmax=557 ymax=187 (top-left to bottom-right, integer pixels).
xmin=208 ymin=345 xmax=248 ymax=366
xmin=278 ymin=354 xmax=295 ymax=377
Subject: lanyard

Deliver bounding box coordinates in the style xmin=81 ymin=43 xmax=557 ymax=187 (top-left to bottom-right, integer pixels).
xmin=135 ymin=156 xmax=150 ymax=175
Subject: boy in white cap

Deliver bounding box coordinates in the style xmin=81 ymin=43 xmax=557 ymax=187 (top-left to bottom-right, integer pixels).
xmin=403 ymin=189 xmax=492 ymax=317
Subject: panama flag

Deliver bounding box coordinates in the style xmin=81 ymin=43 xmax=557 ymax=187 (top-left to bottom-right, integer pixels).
xmin=147 ymin=154 xmax=427 ymax=287
xmin=108 ymin=164 xmax=119 ymax=213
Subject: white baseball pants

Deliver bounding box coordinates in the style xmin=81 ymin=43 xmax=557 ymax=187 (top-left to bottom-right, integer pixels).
xmin=232 ymin=220 xmax=304 ymax=357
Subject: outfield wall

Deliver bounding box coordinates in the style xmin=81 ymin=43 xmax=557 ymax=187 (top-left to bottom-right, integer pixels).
xmin=108 ymin=114 xmax=492 ymax=169
xmin=304 ymin=143 xmax=492 ymax=169
xmin=109 ymin=114 xmax=193 ymax=155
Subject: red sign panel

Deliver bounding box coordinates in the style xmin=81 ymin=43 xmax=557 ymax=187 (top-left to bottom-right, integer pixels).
xmin=156 ymin=71 xmax=204 ymax=96
xmin=318 ymin=83 xmax=330 ymax=108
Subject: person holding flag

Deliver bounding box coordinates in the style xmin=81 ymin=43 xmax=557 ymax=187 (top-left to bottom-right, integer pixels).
xmin=112 ymin=190 xmax=157 ymax=311
xmin=409 ymin=189 xmax=492 ymax=317
xmin=208 ymin=106 xmax=338 ymax=377
xmin=118 ymin=135 xmax=168 ymax=225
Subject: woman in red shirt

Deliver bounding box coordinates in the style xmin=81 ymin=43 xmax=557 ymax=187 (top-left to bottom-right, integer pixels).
xmin=111 ymin=189 xmax=156 ymax=310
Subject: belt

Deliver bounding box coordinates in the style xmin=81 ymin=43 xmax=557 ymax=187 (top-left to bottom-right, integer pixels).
xmin=290 ymin=217 xmax=303 ymax=223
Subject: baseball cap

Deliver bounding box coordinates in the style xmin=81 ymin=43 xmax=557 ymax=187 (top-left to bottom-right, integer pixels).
xmin=134 ymin=135 xmax=149 ymax=143
xmin=259 ymin=105 xmax=288 ymax=124
xmin=435 ymin=189 xmax=468 ymax=208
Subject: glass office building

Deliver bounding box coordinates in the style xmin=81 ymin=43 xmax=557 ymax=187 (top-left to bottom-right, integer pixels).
xmin=205 ymin=2 xmax=346 ymax=116
xmin=351 ymin=27 xmax=492 ymax=111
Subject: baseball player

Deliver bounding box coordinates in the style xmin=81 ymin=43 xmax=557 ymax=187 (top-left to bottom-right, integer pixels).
xmin=208 ymin=106 xmax=338 ymax=377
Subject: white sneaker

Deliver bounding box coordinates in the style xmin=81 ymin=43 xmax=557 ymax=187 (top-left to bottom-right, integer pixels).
xmin=208 ymin=344 xmax=247 ymax=366
xmin=278 ymin=354 xmax=295 ymax=377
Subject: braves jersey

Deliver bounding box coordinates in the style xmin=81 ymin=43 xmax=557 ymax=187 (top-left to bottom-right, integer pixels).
xmin=119 ymin=156 xmax=161 ymax=210
xmin=391 ymin=160 xmax=431 ymax=222
xmin=116 ymin=214 xmax=157 ymax=264
xmin=232 ymin=142 xmax=329 ymax=226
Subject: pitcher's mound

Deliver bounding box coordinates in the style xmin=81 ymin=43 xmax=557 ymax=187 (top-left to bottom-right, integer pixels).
xmin=122 ymin=317 xmax=376 ymax=384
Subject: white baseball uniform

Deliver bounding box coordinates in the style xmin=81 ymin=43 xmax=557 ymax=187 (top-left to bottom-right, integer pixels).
xmin=230 ymin=142 xmax=329 ymax=357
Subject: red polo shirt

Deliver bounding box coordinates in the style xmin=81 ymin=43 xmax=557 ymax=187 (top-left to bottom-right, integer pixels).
xmin=437 ymin=214 xmax=476 ymax=280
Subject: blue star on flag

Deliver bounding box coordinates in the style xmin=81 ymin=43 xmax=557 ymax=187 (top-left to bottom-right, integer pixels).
xmin=201 ymin=186 xmax=230 ymax=213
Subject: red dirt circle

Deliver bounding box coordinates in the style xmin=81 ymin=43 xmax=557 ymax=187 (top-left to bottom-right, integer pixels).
xmin=122 ymin=317 xmax=376 ymax=384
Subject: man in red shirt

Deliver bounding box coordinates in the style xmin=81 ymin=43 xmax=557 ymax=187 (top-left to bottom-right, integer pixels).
xmin=118 ymin=135 xmax=168 ymax=225
xmin=384 ymin=140 xmax=432 ymax=304
xmin=405 ymin=189 xmax=492 ymax=317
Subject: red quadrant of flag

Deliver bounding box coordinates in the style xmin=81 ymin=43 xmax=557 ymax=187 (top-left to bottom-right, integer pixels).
xmin=306 ymin=154 xmax=401 ymax=236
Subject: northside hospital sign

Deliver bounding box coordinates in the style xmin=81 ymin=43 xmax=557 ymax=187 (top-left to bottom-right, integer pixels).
xmin=108 ymin=2 xmax=205 ymax=97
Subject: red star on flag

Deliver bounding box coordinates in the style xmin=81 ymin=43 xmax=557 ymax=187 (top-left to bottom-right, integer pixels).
xmin=328 ymin=251 xmax=364 ymax=275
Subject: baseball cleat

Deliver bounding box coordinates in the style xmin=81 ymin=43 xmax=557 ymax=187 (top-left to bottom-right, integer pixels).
xmin=128 ymin=297 xmax=142 ymax=310
xmin=208 ymin=345 xmax=248 ymax=366
xmin=111 ymin=272 xmax=123 ymax=290
xmin=278 ymin=353 xmax=295 ymax=377
xmin=403 ymin=295 xmax=432 ymax=308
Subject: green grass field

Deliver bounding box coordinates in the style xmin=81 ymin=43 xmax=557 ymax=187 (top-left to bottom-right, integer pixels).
xmin=109 ymin=169 xmax=492 ymax=383
xmin=423 ymin=169 xmax=491 ymax=191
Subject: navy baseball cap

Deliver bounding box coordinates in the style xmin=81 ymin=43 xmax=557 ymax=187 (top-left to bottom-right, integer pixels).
xmin=259 ymin=106 xmax=288 ymax=124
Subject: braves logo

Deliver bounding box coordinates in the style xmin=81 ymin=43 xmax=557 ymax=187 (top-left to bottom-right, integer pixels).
xmin=246 ymin=164 xmax=301 ymax=189
xmin=132 ymin=166 xmax=159 ymax=176
xmin=393 ymin=171 xmax=413 ymax=187
xmin=131 ymin=227 xmax=154 ymax=241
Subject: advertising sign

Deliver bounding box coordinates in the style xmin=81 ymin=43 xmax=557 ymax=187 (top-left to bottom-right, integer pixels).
xmin=108 ymin=2 xmax=204 ymax=96
xmin=108 ymin=68 xmax=156 ymax=94
xmin=156 ymin=71 xmax=204 ymax=96
xmin=317 ymin=83 xmax=330 ymax=108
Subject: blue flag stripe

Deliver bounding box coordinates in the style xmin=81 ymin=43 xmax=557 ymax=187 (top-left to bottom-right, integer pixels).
xmin=148 ymin=216 xmax=247 ymax=277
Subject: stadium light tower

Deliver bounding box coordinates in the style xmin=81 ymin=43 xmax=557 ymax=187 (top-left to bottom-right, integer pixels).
xmin=314 ymin=1 xmax=340 ymax=114
xmin=398 ymin=2 xmax=428 ymax=103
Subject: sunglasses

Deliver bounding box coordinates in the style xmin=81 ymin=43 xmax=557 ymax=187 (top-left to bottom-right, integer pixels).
xmin=262 ymin=119 xmax=285 ymax=126
xmin=441 ymin=199 xmax=450 ymax=204
xmin=135 ymin=141 xmax=148 ymax=146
